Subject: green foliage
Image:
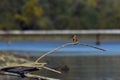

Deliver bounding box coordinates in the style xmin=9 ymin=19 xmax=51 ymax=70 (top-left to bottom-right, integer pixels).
xmin=15 ymin=0 xmax=43 ymax=30
xmin=0 ymin=0 xmax=120 ymax=30
xmin=80 ymin=9 xmax=99 ymax=29
xmin=87 ymin=0 xmax=97 ymax=8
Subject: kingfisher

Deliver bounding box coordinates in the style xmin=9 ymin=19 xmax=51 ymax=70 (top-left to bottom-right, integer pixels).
xmin=73 ymin=35 xmax=78 ymax=44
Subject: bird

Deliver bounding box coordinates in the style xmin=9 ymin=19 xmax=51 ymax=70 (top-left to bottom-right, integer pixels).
xmin=73 ymin=35 xmax=78 ymax=44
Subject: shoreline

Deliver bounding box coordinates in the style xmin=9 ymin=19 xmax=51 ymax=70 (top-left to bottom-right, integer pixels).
xmin=0 ymin=35 xmax=120 ymax=42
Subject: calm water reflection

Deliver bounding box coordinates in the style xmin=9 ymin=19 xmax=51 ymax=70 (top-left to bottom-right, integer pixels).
xmin=1 ymin=54 xmax=120 ymax=80
xmin=43 ymin=55 xmax=120 ymax=80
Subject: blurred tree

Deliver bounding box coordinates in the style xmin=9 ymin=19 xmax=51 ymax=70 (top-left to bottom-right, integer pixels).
xmin=98 ymin=12 xmax=107 ymax=29
xmin=0 ymin=0 xmax=120 ymax=30
xmin=67 ymin=1 xmax=86 ymax=29
xmin=15 ymin=0 xmax=43 ymax=30
xmin=0 ymin=0 xmax=22 ymax=30
xmin=87 ymin=0 xmax=97 ymax=8
xmin=68 ymin=17 xmax=81 ymax=29
xmin=80 ymin=8 xmax=99 ymax=29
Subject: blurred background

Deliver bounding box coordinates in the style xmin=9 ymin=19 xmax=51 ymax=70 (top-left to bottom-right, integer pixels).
xmin=0 ymin=0 xmax=120 ymax=30
xmin=0 ymin=0 xmax=120 ymax=80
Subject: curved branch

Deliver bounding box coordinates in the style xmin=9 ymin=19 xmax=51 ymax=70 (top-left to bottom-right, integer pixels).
xmin=35 ymin=43 xmax=74 ymax=63
xmin=35 ymin=42 xmax=105 ymax=63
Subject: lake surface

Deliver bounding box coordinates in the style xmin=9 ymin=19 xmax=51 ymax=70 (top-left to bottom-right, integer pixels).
xmin=0 ymin=41 xmax=120 ymax=56
xmin=0 ymin=41 xmax=120 ymax=80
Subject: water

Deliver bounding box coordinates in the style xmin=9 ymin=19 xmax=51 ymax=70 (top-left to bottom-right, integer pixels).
xmin=0 ymin=41 xmax=120 ymax=80
xmin=1 ymin=55 xmax=120 ymax=80
xmin=0 ymin=41 xmax=120 ymax=55
xmin=45 ymin=56 xmax=120 ymax=80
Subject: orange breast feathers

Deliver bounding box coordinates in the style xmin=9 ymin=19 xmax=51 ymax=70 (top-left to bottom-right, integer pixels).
xmin=73 ymin=35 xmax=78 ymax=43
